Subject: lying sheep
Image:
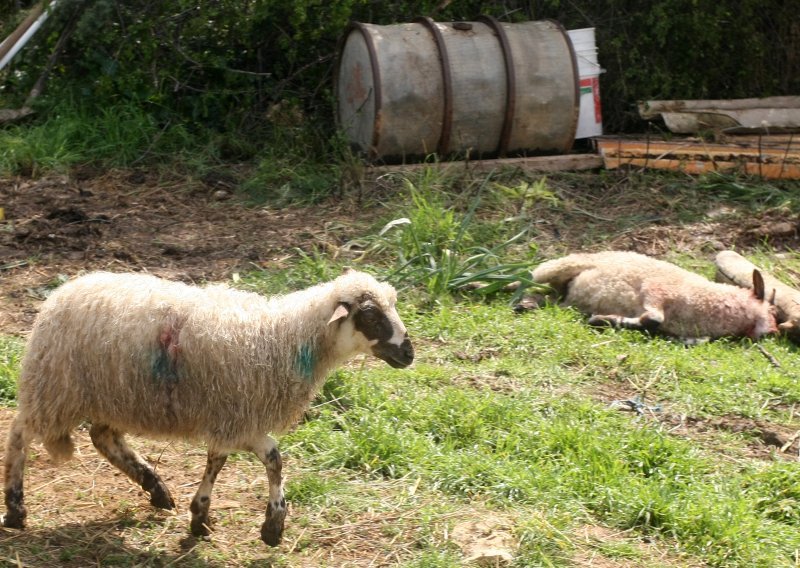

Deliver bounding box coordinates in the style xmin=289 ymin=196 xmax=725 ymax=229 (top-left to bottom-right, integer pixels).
xmin=530 ymin=251 xmax=777 ymax=341
xmin=3 ymin=269 xmax=414 ymax=545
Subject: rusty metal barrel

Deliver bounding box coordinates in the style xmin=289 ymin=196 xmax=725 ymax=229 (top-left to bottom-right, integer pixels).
xmin=335 ymin=17 xmax=579 ymax=163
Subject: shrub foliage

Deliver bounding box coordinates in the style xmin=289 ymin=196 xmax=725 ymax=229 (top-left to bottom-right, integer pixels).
xmin=2 ymin=1 xmax=798 ymax=140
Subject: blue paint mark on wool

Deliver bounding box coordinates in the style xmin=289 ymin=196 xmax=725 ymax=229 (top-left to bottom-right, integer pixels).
xmin=295 ymin=343 xmax=316 ymax=381
xmin=152 ymin=349 xmax=180 ymax=384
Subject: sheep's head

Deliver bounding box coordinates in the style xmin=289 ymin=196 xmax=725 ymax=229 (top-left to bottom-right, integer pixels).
xmin=328 ymin=271 xmax=414 ymax=368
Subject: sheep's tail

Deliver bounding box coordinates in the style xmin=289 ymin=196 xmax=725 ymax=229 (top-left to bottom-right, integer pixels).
xmin=532 ymin=254 xmax=600 ymax=289
xmin=42 ymin=433 xmax=76 ymax=463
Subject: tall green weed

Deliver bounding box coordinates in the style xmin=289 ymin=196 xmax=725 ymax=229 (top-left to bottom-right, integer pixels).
xmin=356 ymin=172 xmax=538 ymax=300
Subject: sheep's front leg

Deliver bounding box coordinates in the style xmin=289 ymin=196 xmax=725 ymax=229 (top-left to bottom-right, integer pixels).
xmin=190 ymin=451 xmax=228 ymax=536
xmin=251 ymin=436 xmax=286 ymax=546
xmin=3 ymin=416 xmax=32 ymax=529
xmin=89 ymin=424 xmax=175 ymax=510
xmin=588 ymin=308 xmax=664 ymax=334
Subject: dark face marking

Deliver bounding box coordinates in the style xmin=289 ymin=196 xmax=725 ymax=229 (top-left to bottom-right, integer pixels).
xmin=353 ymin=296 xmax=414 ymax=368
xmin=353 ymin=299 xmax=394 ymax=342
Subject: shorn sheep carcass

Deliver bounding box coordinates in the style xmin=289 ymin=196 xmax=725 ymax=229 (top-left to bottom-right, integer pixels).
xmin=3 ymin=269 xmax=414 ymax=545
xmin=530 ymin=251 xmax=778 ymax=341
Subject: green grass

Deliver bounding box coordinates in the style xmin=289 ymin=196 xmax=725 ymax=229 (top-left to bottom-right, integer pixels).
xmin=4 ymin=169 xmax=800 ymax=566
xmin=0 ymin=336 xmax=23 ymax=403
xmin=275 ymin=298 xmax=800 ymax=566
xmin=0 ymin=100 xmax=197 ymax=175
xmin=0 ymin=96 xmax=343 ymax=203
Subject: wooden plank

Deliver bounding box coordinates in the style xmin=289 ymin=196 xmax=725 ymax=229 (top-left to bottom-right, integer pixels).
xmin=597 ymin=138 xmax=800 ymax=180
xmin=639 ymin=96 xmax=800 ymax=116
xmin=601 ymin=156 xmax=800 ymax=179
xmin=639 ymin=97 xmax=800 ymax=134
xmin=366 ymin=153 xmax=603 ymax=176
xmin=598 ymin=139 xmax=799 ymax=157
xmin=718 ymin=134 xmax=800 ymax=149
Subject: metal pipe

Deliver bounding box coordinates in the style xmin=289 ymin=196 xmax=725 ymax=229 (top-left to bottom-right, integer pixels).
xmin=0 ymin=1 xmax=58 ymax=73
xmin=0 ymin=2 xmax=45 ymax=61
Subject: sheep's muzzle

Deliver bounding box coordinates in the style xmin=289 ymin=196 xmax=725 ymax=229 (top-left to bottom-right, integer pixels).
xmin=372 ymin=336 xmax=414 ymax=368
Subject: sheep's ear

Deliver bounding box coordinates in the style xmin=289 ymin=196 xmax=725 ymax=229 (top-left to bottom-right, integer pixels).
xmin=342 ymin=267 xmax=353 ymax=275
xmin=752 ymin=269 xmax=766 ymax=301
xmin=328 ymin=302 xmax=350 ymax=325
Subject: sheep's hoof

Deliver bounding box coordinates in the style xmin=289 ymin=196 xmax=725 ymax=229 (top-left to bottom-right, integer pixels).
xmin=149 ymin=485 xmax=176 ymax=510
xmin=513 ymin=294 xmax=548 ymax=313
xmin=260 ymin=502 xmax=286 ymax=546
xmin=260 ymin=520 xmax=283 ymax=547
xmin=2 ymin=511 xmax=26 ymax=529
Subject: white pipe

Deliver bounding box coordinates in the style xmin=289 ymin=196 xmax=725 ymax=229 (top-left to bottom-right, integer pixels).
xmin=0 ymin=0 xmax=59 ymax=72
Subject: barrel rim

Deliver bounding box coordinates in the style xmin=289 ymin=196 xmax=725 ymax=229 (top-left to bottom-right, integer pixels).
xmin=414 ymin=16 xmax=454 ymax=155
xmin=476 ymin=15 xmax=516 ymax=157
xmin=334 ymin=21 xmax=383 ymax=159
xmin=549 ymin=18 xmax=581 ymax=151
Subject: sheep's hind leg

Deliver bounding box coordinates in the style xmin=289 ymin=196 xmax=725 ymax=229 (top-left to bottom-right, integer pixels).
xmin=3 ymin=416 xmax=32 ymax=528
xmin=251 ymin=436 xmax=286 ymax=546
xmin=89 ymin=423 xmax=175 ymax=510
xmin=189 ymin=451 xmax=228 ymax=537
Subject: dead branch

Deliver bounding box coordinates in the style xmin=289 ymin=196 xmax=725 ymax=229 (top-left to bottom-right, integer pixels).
xmin=755 ymin=343 xmax=781 ymax=369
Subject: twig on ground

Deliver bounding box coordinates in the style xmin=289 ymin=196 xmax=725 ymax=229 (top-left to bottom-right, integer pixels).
xmin=756 ymin=343 xmax=781 ymax=368
xmin=163 ymin=544 xmax=198 ymax=567
xmin=780 ymin=430 xmax=800 ymax=453
xmin=0 ymin=261 xmax=28 ymax=271
xmin=288 ymin=526 xmax=308 ymax=554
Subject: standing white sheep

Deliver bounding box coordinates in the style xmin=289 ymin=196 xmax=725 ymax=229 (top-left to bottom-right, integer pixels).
xmin=530 ymin=251 xmax=777 ymax=341
xmin=3 ymin=269 xmax=414 ymax=546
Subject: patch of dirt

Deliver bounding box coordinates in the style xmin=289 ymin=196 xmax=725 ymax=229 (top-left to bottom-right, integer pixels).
xmin=662 ymin=414 xmax=800 ymax=457
xmin=606 ymin=212 xmax=800 ymax=257
xmin=451 ymin=515 xmax=516 ymax=565
xmin=0 ymin=172 xmax=376 ymax=335
xmin=3 ymin=171 xmax=800 ymax=336
xmin=0 ymin=406 xmax=265 ymax=566
xmin=572 ymin=524 xmax=704 ymax=568
xmin=0 ymin=406 xmax=477 ymax=567
xmin=590 ymin=380 xmax=800 ymax=461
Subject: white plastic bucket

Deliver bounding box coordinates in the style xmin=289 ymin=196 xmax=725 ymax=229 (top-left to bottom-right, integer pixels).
xmin=567 ymin=28 xmax=603 ymax=139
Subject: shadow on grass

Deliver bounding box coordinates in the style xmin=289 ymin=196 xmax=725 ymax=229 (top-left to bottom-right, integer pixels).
xmin=0 ymin=513 xmax=281 ymax=567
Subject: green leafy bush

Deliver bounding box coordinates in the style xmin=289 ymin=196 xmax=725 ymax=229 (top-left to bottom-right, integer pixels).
xmin=0 ymin=337 xmax=23 ymax=403
xmin=3 ymin=0 xmax=797 ymax=150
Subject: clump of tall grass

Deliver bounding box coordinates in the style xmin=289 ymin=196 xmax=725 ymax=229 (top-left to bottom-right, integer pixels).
xmin=0 ymin=99 xmax=196 ymax=175
xmin=350 ymin=171 xmax=541 ymax=301
xmin=696 ymin=172 xmax=800 ymax=209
